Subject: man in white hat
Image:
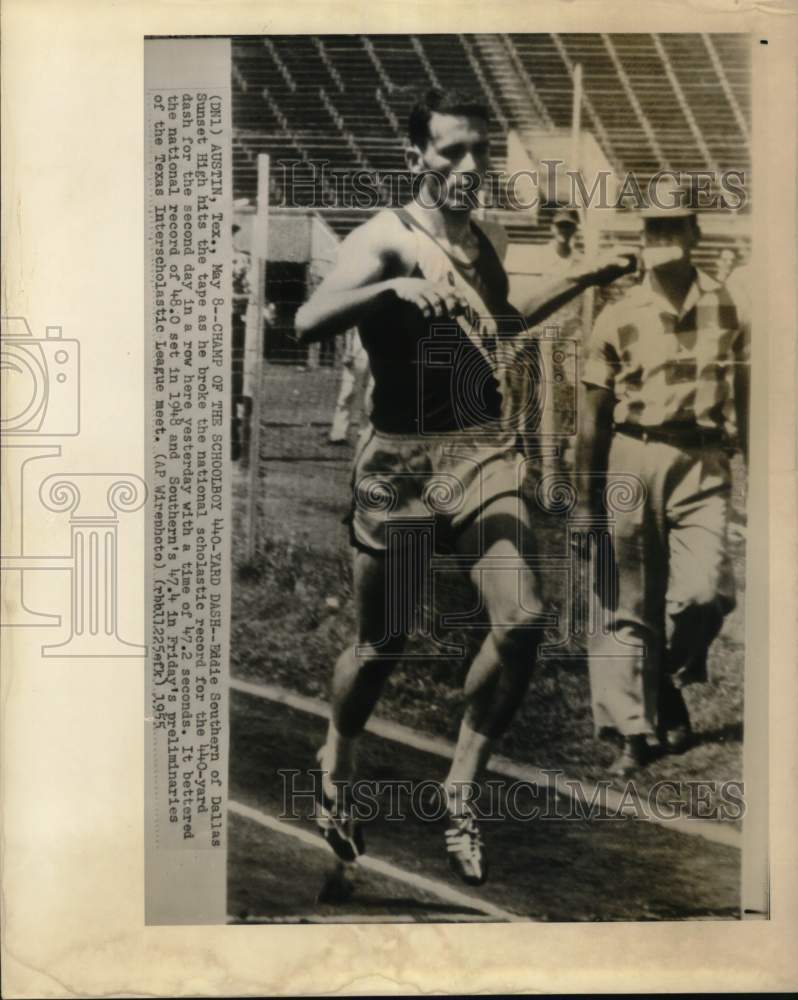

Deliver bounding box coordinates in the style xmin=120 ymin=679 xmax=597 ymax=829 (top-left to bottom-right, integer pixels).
xmin=575 ymin=176 xmax=749 ymax=776
xmin=542 ymin=208 xmax=582 ymax=271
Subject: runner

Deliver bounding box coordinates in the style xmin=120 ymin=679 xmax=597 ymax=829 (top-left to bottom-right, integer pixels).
xmin=295 ymin=87 xmax=633 ymax=885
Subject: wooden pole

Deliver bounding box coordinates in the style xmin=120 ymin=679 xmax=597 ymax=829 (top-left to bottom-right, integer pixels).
xmin=540 ymin=64 xmax=585 ymax=477
xmin=245 ymin=153 xmax=270 ymax=561
xmin=570 ymin=63 xmax=596 ymax=336
xmin=570 ymin=63 xmax=583 ymax=187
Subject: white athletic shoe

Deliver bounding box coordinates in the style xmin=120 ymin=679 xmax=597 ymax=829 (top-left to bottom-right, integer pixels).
xmin=314 ymin=747 xmax=364 ymax=864
xmin=445 ymin=802 xmax=488 ymax=886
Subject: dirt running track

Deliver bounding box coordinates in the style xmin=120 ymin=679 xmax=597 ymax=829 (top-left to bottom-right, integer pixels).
xmin=228 ymin=688 xmax=741 ymax=923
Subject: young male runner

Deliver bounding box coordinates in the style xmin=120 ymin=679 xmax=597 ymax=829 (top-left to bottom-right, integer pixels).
xmin=296 ymin=88 xmax=632 ymax=885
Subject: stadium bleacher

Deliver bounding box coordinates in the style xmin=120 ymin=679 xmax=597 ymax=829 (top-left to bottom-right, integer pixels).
xmin=232 ymin=33 xmax=751 ymax=261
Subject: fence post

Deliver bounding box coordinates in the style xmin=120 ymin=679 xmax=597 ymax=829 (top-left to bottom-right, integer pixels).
xmin=244 ymin=154 xmax=270 ymax=562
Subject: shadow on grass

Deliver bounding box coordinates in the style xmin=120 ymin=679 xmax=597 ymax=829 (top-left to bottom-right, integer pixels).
xmin=694 ymin=721 xmax=744 ymax=745
xmin=237 ymin=561 xmax=263 ymax=583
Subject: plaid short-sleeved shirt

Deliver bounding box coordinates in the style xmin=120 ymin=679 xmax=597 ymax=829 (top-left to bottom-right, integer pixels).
xmin=582 ymin=267 xmax=748 ymax=435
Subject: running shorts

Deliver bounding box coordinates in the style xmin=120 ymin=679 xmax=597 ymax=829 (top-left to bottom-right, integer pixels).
xmin=347 ymin=427 xmax=528 ymax=556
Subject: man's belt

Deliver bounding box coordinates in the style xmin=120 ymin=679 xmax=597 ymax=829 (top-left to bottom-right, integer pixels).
xmin=614 ymin=423 xmax=728 ymax=448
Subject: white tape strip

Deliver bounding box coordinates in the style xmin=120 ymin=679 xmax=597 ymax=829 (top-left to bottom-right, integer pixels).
xmin=230 ymin=676 xmax=742 ymax=850
xmin=229 ymin=799 xmax=520 ymax=922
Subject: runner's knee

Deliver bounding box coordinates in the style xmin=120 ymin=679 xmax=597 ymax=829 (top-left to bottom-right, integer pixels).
xmin=350 ymin=639 xmax=403 ymax=674
xmin=491 ymin=605 xmax=544 ymax=663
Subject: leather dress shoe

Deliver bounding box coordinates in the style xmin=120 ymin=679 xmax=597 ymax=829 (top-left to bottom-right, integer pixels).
xmin=609 ymin=734 xmax=650 ymax=778
xmin=659 ymin=722 xmax=693 ymax=754
xmin=657 ymin=680 xmax=693 ymax=753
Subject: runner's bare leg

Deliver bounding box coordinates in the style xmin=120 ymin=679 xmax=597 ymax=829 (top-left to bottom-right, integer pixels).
xmin=444 ymin=507 xmax=543 ymax=812
xmin=321 ymin=549 xmax=405 ymax=793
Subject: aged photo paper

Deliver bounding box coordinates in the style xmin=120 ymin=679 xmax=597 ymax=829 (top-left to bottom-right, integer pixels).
xmin=3 ymin=0 xmax=797 ymax=996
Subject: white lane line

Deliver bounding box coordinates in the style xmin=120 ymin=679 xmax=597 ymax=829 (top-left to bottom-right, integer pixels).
xmin=229 ymin=799 xmax=521 ymax=923
xmin=231 ymin=676 xmax=742 ymax=850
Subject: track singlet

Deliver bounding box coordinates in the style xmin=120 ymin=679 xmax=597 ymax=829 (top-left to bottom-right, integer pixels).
xmin=358 ymin=209 xmax=526 ymax=435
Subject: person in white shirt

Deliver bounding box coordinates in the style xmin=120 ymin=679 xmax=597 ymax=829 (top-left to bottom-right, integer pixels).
xmin=328 ymin=329 xmax=374 ymax=445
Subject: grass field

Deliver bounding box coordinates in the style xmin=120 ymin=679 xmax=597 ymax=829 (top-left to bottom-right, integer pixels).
xmin=231 ymin=366 xmax=747 ymax=818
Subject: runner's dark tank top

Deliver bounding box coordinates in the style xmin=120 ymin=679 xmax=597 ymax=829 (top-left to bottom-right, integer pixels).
xmin=358 ymin=209 xmax=524 ymax=434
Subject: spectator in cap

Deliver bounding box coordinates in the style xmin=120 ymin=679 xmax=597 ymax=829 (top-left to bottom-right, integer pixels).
xmin=716 ymin=246 xmax=739 ymax=285
xmin=576 ymin=177 xmax=749 ymax=776
xmin=532 ymin=207 xmax=586 ymax=474
xmin=540 ymin=207 xmax=583 ymax=279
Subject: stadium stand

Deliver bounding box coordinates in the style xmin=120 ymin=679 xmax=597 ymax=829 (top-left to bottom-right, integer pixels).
xmin=232 ymin=34 xmax=751 ymax=263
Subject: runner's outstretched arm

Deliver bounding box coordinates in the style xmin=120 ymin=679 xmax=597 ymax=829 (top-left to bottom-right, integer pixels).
xmin=295 ymin=219 xmax=397 ymax=344
xmin=295 ymin=280 xmax=397 ymax=344
xmin=519 ymin=253 xmax=637 ymax=329
xmin=295 ymin=216 xmax=469 ymax=343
